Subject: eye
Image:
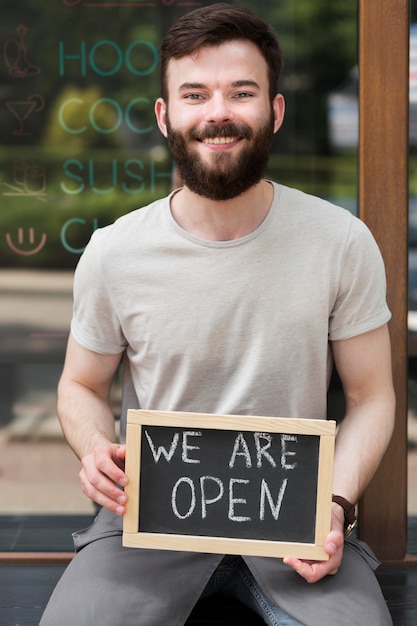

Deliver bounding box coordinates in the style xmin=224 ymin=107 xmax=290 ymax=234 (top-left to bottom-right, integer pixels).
xmin=233 ymin=91 xmax=254 ymax=99
xmin=184 ymin=93 xmax=205 ymax=102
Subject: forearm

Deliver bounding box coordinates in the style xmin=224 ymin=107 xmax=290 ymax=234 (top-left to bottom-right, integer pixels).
xmin=56 ymin=333 xmax=122 ymax=459
xmin=331 ymin=325 xmax=395 ymax=504
xmin=58 ymin=375 xmax=128 ymax=514
xmin=56 ymin=334 xmax=127 ymax=513
xmin=57 ymin=378 xmax=117 ymax=461
xmin=332 ymin=395 xmax=395 ymax=504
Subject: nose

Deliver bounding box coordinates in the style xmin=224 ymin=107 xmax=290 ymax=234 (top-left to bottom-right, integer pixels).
xmin=205 ymin=92 xmax=233 ymax=124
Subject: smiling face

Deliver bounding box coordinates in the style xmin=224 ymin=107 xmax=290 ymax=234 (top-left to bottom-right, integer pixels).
xmin=155 ymin=40 xmax=285 ymax=200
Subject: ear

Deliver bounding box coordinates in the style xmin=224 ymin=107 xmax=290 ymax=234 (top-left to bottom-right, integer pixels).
xmin=155 ymin=97 xmax=168 ymax=137
xmin=272 ymin=93 xmax=285 ymax=134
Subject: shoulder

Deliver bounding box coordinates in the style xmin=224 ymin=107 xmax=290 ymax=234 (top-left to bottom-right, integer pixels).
xmin=85 ymin=193 xmax=172 ymax=261
xmin=96 ymin=194 xmax=169 ymax=243
xmin=74 ymin=194 xmax=171 ymax=282
xmin=270 ymin=182 xmax=370 ymax=241
xmin=272 ymin=182 xmax=352 ymax=221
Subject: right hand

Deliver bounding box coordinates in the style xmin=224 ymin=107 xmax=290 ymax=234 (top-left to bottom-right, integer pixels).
xmin=283 ymin=505 xmax=345 ymax=583
xmin=79 ymin=443 xmax=128 ymax=515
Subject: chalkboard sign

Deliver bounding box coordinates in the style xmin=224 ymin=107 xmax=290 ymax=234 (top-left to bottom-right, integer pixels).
xmin=123 ymin=410 xmax=336 ymax=560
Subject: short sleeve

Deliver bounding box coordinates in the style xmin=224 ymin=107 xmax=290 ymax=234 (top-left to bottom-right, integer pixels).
xmin=70 ymin=229 xmax=127 ymax=354
xmin=329 ymin=217 xmax=391 ymax=340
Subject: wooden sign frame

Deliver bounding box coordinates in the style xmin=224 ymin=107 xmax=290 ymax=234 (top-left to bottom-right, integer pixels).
xmin=123 ymin=410 xmax=336 ymax=561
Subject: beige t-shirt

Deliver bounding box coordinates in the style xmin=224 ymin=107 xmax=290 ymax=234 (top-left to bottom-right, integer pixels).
xmin=71 ymin=182 xmax=391 ymax=437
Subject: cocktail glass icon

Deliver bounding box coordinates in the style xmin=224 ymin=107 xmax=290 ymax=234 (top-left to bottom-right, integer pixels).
xmin=6 ymin=94 xmax=45 ymax=136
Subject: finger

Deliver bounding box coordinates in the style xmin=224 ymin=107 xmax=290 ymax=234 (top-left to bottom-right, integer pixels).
xmin=283 ymin=553 xmax=342 ymax=583
xmin=294 ymin=561 xmax=328 ymax=584
xmin=283 ymin=559 xmax=315 ymax=583
xmin=79 ymin=466 xmax=127 ymax=515
xmin=283 ymin=557 xmax=309 ymax=575
xmin=324 ymin=530 xmax=344 ymax=553
xmin=94 ymin=445 xmax=128 ymax=487
xmin=82 ymin=460 xmax=126 ymax=500
xmin=81 ymin=450 xmax=128 ymax=502
xmin=114 ymin=444 xmax=126 ymax=463
xmin=110 ymin=444 xmax=127 ymax=473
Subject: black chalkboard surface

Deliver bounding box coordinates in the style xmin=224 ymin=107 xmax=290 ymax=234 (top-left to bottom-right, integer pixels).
xmin=123 ymin=410 xmax=336 ymax=561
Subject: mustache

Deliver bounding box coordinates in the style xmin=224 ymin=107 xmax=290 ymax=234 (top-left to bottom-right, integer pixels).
xmin=188 ymin=124 xmax=253 ymax=141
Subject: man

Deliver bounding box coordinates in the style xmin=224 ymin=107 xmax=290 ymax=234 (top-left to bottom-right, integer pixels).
xmin=41 ymin=4 xmax=395 ymax=625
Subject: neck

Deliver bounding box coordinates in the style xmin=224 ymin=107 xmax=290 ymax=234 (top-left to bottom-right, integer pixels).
xmin=170 ymin=180 xmax=273 ymax=241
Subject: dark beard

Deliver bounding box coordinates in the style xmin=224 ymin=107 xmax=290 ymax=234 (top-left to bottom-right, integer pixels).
xmin=166 ymin=113 xmax=274 ymax=201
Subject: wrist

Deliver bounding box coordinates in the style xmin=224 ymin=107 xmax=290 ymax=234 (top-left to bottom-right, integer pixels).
xmin=332 ymin=494 xmax=357 ymax=536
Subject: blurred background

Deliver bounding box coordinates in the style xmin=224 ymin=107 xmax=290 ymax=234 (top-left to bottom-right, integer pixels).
xmin=0 ymin=0 xmax=416 ymax=533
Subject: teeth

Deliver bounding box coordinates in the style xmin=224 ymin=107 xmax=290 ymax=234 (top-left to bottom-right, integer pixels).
xmin=202 ymin=137 xmax=238 ymax=145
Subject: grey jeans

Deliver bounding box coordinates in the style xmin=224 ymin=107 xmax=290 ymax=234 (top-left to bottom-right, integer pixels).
xmin=40 ymin=508 xmax=392 ymax=626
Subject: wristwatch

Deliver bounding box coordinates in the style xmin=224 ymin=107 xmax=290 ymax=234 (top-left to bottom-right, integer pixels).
xmin=332 ymin=494 xmax=357 ymax=536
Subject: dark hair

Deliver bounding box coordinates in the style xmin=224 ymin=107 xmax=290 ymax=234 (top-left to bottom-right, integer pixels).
xmin=159 ymin=3 xmax=284 ymax=102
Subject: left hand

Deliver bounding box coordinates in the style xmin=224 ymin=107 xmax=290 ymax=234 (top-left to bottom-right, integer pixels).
xmin=283 ymin=504 xmax=345 ymax=583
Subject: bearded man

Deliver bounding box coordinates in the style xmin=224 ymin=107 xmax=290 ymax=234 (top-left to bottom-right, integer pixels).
xmin=41 ymin=4 xmax=394 ymax=625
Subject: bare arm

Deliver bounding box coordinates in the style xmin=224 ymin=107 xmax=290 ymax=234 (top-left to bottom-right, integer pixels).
xmin=332 ymin=323 xmax=395 ymax=500
xmin=284 ymin=324 xmax=395 ymax=582
xmin=57 ymin=333 xmax=128 ymax=515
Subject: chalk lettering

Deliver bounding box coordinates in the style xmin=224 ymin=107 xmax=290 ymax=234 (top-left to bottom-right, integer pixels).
xmin=254 ymin=432 xmax=276 ymax=468
xmin=133 ymin=421 xmax=327 ymax=546
xmin=172 ymin=476 xmax=195 ymax=519
xmin=281 ymin=435 xmax=298 ymax=470
xmin=228 ymin=478 xmax=251 ymax=522
xmin=259 ymin=478 xmax=288 ymax=520
xmin=229 ymin=433 xmax=252 ymax=469
xmin=200 ymin=476 xmax=223 ymax=518
xmin=170 ymin=476 xmax=288 ymax=524
xmin=145 ymin=429 xmax=179 ymax=462
xmin=182 ymin=431 xmax=201 ymax=464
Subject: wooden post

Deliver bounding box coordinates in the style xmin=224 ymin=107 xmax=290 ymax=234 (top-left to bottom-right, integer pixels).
xmin=358 ymin=0 xmax=409 ymax=562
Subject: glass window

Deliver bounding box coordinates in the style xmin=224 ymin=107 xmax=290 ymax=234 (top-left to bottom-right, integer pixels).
xmin=1 ymin=1 xmax=362 ymax=547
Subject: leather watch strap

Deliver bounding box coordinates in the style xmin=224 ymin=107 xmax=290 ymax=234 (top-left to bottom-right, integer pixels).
xmin=332 ymin=494 xmax=357 ymax=536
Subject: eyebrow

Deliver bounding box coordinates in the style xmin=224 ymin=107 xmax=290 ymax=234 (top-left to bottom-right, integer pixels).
xmin=178 ymin=79 xmax=261 ymax=92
